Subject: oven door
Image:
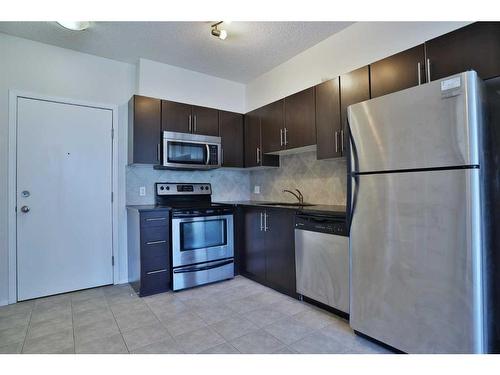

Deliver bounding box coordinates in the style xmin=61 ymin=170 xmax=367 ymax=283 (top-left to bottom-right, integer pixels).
xmin=171 ymin=214 xmax=234 ymax=267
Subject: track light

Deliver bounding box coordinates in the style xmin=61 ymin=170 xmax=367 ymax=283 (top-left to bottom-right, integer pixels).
xmin=56 ymin=21 xmax=90 ymax=31
xmin=211 ymin=22 xmax=227 ymax=40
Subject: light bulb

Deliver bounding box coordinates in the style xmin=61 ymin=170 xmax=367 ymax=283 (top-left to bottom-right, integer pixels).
xmin=56 ymin=21 xmax=90 ymax=31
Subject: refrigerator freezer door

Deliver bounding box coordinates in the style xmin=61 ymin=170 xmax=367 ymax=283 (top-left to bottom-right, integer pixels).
xmin=349 ymin=168 xmax=483 ymax=353
xmin=348 ymin=71 xmax=483 ymax=173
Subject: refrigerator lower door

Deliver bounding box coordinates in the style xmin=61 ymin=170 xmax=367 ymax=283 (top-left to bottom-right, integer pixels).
xmin=350 ymin=168 xmax=484 ymax=353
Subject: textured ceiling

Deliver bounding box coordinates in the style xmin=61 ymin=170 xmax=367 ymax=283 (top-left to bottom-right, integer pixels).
xmin=0 ymin=21 xmax=353 ymax=83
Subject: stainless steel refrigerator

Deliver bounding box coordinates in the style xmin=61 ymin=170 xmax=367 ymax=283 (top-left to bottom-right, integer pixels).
xmin=348 ymin=71 xmax=486 ymax=353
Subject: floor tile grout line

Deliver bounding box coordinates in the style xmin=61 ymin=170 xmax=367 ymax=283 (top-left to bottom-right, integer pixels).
xmin=19 ymin=303 xmax=34 ymax=354
xmin=144 ymin=296 xmax=189 ymax=353
xmin=70 ymin=297 xmax=76 ymax=353
xmin=104 ymin=290 xmax=131 ymax=354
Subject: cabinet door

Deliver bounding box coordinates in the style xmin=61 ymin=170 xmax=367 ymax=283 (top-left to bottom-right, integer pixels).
xmin=161 ymin=100 xmax=192 ymax=134
xmin=261 ymin=99 xmax=284 ymax=153
xmin=128 ymin=95 xmax=161 ymax=164
xmin=284 ymin=87 xmax=316 ymax=149
xmin=264 ymin=209 xmax=296 ymax=296
xmin=242 ymin=208 xmax=266 ymax=281
xmin=426 ymin=22 xmax=500 ymax=81
xmin=244 ymin=109 xmax=261 ymax=167
xmin=370 ymin=44 xmax=426 ymax=98
xmin=340 ymin=66 xmax=370 ymax=156
xmin=219 ymin=110 xmax=244 ymax=167
xmin=192 ymin=105 xmax=219 ymax=136
xmin=315 ymin=78 xmax=341 ymax=159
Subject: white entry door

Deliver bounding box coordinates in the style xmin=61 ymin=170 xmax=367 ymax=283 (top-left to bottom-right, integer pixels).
xmin=16 ymin=97 xmax=114 ymax=301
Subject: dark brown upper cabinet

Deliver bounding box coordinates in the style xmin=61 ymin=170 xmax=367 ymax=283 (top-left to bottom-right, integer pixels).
xmin=161 ymin=100 xmax=192 ymax=134
xmin=128 ymin=95 xmax=161 ymax=164
xmin=161 ymin=100 xmax=219 ymax=136
xmin=426 ymin=22 xmax=500 ymax=81
xmin=340 ymin=66 xmax=371 ymax=156
xmin=370 ymin=44 xmax=426 ymax=98
xmin=244 ymin=109 xmax=279 ymax=168
xmin=219 ymin=110 xmax=244 ymax=168
xmin=284 ymin=87 xmax=316 ymax=150
xmin=191 ymin=105 xmax=219 ymax=136
xmin=261 ymin=99 xmax=284 ymax=154
xmin=315 ymin=78 xmax=341 ymax=160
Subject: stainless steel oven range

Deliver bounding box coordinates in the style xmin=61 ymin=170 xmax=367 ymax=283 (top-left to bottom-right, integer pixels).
xmin=155 ymin=182 xmax=234 ymax=291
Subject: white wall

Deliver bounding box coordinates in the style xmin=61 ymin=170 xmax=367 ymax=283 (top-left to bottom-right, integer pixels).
xmin=137 ymin=58 xmax=246 ymax=113
xmin=0 ymin=33 xmax=136 ymax=305
xmin=246 ymin=22 xmax=471 ymax=111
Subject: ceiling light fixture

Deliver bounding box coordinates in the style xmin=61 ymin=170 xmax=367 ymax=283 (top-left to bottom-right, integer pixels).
xmin=211 ymin=21 xmax=227 ymax=40
xmin=56 ymin=21 xmax=90 ymax=31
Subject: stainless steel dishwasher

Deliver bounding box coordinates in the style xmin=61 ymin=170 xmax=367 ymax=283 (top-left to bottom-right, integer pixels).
xmin=295 ymin=213 xmax=349 ymax=314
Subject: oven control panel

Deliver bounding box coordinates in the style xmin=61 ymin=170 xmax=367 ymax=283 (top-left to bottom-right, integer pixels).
xmin=156 ymin=183 xmax=212 ymax=195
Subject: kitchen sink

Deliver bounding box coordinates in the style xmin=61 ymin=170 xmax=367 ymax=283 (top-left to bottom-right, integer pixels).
xmin=259 ymin=202 xmax=315 ymax=207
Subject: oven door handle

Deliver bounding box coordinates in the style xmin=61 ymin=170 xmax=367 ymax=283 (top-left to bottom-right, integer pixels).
xmin=173 ymin=259 xmax=233 ymax=274
xmin=205 ymin=144 xmax=210 ymax=165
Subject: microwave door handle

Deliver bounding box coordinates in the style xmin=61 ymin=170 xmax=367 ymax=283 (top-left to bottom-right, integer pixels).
xmin=205 ymin=144 xmax=210 ymax=165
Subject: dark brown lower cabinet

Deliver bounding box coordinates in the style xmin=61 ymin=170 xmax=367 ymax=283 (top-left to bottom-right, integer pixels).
xmin=127 ymin=208 xmax=171 ymax=297
xmin=241 ymin=207 xmax=296 ymax=297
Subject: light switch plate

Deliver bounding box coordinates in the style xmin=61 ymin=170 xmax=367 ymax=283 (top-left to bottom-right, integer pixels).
xmin=254 ymin=185 xmax=260 ymax=194
xmin=139 ymin=186 xmax=146 ymax=196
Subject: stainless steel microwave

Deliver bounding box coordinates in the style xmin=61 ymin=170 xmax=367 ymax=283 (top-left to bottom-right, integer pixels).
xmin=162 ymin=131 xmax=221 ymax=170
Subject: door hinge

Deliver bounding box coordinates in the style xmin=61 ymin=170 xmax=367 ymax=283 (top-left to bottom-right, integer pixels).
xmin=112 ymin=256 xmax=115 ymax=266
xmin=111 ymin=128 xmax=114 ymax=139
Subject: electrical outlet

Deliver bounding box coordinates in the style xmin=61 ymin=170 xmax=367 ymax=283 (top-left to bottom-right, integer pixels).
xmin=139 ymin=186 xmax=146 ymax=196
xmin=254 ymin=185 xmax=260 ymax=194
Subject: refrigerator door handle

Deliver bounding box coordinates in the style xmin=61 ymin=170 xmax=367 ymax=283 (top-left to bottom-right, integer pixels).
xmin=348 ymin=115 xmax=360 ymax=231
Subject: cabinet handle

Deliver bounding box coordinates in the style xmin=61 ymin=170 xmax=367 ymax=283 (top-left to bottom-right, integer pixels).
xmin=284 ymin=127 xmax=288 ymax=146
xmin=417 ymin=62 xmax=422 ymax=85
xmin=260 ymin=212 xmax=264 ymax=231
xmin=264 ymin=212 xmax=268 ymax=232
xmin=335 ymin=131 xmax=339 ymax=153
xmin=188 ymin=115 xmax=192 ymax=132
xmin=340 ymin=129 xmax=344 ymax=153
xmin=146 ymin=240 xmax=167 ymax=245
xmin=256 ymin=147 xmax=261 ymax=165
xmin=157 ymin=143 xmax=160 ymax=161
xmin=145 ymin=217 xmax=167 ymax=222
xmin=426 ymin=58 xmax=431 ymax=83
xmin=194 ymin=115 xmax=197 ymax=133
xmin=146 ymin=269 xmax=167 ymax=275
xmin=280 ymin=128 xmax=283 ymax=147
xmin=221 ymin=147 xmax=224 ymax=166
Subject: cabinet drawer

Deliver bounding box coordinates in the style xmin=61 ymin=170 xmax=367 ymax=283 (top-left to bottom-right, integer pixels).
xmin=141 ymin=268 xmax=169 ymax=295
xmin=141 ymin=225 xmax=168 ymax=243
xmin=140 ymin=211 xmax=169 ymax=227
xmin=142 ymin=255 xmax=169 ymax=273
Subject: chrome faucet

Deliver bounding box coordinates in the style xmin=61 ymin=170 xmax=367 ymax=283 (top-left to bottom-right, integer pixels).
xmin=283 ymin=189 xmax=304 ymax=205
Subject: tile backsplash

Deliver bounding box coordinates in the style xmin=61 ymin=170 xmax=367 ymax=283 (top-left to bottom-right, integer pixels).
xmin=126 ymin=166 xmax=251 ymax=205
xmin=250 ymin=151 xmax=347 ymax=206
xmin=126 ymin=151 xmax=347 ymax=206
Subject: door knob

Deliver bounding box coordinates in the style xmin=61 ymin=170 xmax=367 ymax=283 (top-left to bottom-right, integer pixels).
xmin=20 ymin=206 xmax=30 ymax=213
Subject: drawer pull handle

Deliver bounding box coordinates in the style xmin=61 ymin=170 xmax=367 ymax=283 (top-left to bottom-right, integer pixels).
xmin=146 ymin=269 xmax=167 ymax=275
xmin=146 ymin=240 xmax=167 ymax=245
xmin=145 ymin=217 xmax=167 ymax=222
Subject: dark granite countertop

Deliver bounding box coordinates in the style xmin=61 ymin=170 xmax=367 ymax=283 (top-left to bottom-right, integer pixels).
xmin=126 ymin=205 xmax=170 ymax=212
xmin=214 ymin=201 xmax=347 ymax=218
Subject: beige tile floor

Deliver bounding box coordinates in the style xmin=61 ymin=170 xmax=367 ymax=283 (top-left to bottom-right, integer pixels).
xmin=0 ymin=276 xmax=392 ymax=354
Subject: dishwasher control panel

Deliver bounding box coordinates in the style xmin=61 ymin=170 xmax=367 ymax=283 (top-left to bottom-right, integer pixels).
xmin=295 ymin=214 xmax=347 ymax=236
